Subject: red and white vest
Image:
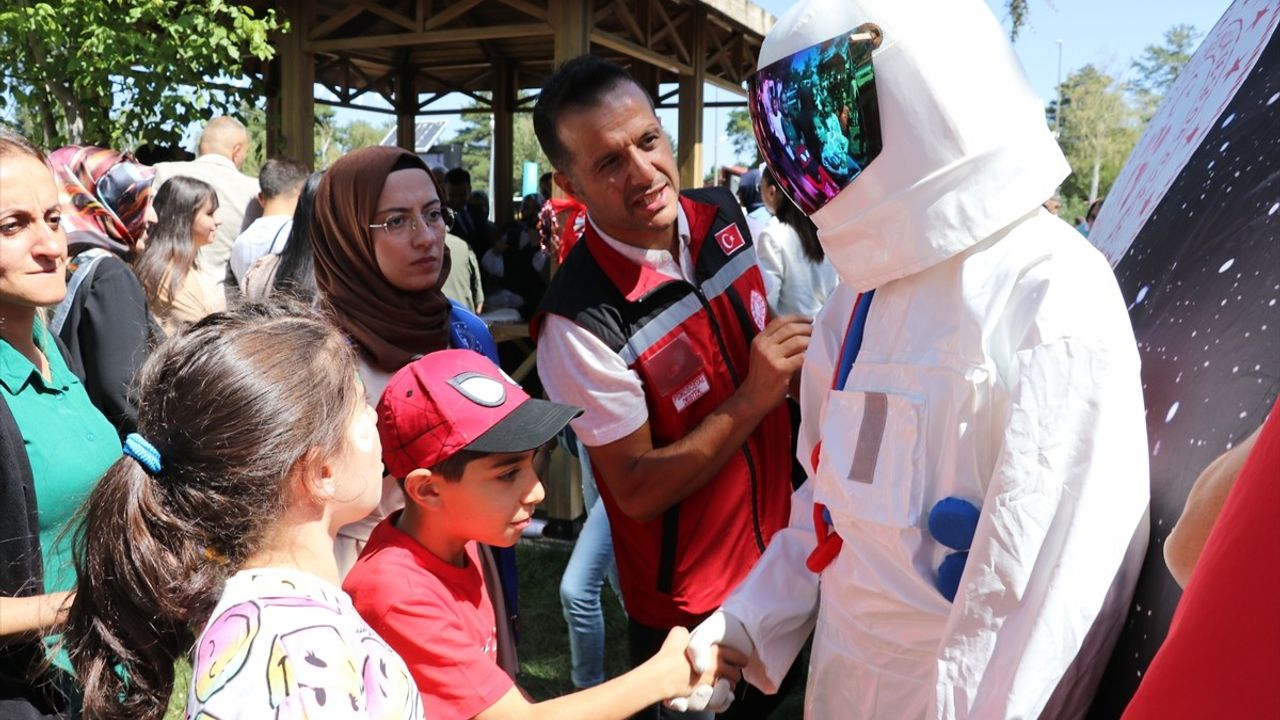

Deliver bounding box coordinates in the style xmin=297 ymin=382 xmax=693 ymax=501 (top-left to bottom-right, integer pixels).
xmin=533 ymin=187 xmax=792 ymax=628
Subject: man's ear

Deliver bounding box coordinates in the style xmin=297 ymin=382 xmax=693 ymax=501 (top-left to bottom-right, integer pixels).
xmin=402 ymin=467 xmax=444 ymax=510
xmin=553 ymin=171 xmax=579 ymax=200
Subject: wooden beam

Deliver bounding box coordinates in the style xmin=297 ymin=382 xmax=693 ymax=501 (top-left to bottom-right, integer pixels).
xmin=422 ymin=0 xmax=483 ymax=31
xmin=493 ymin=58 xmax=516 ymax=226
xmin=276 ymin=0 xmax=315 ymax=167
xmin=550 ymin=0 xmax=590 ymax=67
xmin=355 ymin=0 xmax=418 ymax=32
xmin=591 ymin=29 xmax=688 ymax=75
xmin=309 ymin=4 xmax=365 ymax=41
xmin=307 ymin=23 xmax=552 ymax=52
xmin=495 ymin=0 xmax=548 ymax=21
xmin=678 ymin=6 xmax=706 ymax=189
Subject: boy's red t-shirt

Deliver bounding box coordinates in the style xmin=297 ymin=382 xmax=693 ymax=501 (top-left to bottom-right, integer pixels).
xmin=343 ymin=513 xmax=513 ymax=720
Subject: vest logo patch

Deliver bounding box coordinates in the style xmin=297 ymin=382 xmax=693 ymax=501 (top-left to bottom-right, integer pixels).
xmin=751 ymin=289 xmax=768 ymax=331
xmin=715 ymin=224 xmax=746 ymax=256
xmin=672 ymin=372 xmax=711 ymax=412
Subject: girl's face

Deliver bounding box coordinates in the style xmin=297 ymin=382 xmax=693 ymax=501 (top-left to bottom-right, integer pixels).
xmin=192 ymin=198 xmax=220 ymax=249
xmin=324 ymin=381 xmax=385 ymax=528
xmin=0 ymin=153 xmax=68 ymax=309
xmin=370 ymin=168 xmax=447 ymax=292
xmin=761 ymin=175 xmax=783 ymax=215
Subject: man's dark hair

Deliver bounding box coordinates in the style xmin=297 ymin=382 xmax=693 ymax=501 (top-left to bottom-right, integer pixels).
xmin=444 ymin=167 xmax=471 ymax=186
xmin=258 ymin=157 xmax=309 ymax=200
xmin=533 ymin=55 xmax=653 ymax=171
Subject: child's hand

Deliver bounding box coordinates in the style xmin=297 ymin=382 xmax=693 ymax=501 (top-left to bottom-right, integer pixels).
xmin=656 ymin=627 xmax=746 ymax=713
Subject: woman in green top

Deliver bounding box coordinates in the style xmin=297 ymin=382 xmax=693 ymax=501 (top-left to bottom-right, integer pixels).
xmin=0 ymin=125 xmax=120 ymax=717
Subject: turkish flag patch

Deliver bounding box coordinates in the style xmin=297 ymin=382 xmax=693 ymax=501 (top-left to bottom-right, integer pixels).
xmin=715 ymin=224 xmax=746 ymax=256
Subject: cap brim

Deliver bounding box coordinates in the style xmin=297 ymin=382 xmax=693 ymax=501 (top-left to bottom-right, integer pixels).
xmin=465 ymin=398 xmax=583 ymax=455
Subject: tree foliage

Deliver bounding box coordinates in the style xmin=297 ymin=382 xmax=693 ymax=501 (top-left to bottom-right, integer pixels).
xmin=1131 ymin=24 xmax=1200 ymax=120
xmin=1055 ymin=64 xmax=1140 ymax=203
xmin=1005 ymin=0 xmax=1029 ymax=41
xmin=725 ymin=108 xmax=759 ymax=165
xmin=450 ymin=94 xmax=551 ymax=201
xmin=240 ymin=102 xmax=391 ymax=174
xmin=0 ymin=0 xmax=282 ymax=149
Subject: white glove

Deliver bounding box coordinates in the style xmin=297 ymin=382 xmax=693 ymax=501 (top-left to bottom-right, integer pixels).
xmin=665 ymin=610 xmax=755 ymax=714
xmin=687 ymin=609 xmax=754 ymax=674
xmin=666 ymin=678 xmax=735 ymax=713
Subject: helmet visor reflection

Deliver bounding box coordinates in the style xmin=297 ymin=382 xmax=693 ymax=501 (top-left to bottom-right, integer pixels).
xmin=748 ymin=26 xmax=882 ymax=216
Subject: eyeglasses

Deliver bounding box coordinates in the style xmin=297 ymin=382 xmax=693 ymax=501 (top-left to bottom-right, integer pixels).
xmin=368 ymin=207 xmax=455 ymax=236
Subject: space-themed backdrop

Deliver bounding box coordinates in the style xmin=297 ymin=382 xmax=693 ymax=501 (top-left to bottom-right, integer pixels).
xmin=1086 ymin=0 xmax=1280 ymax=714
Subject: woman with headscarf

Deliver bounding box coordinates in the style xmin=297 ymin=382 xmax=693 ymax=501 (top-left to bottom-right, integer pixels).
xmin=311 ymin=147 xmax=498 ymax=566
xmin=48 ymin=145 xmax=162 ymax=435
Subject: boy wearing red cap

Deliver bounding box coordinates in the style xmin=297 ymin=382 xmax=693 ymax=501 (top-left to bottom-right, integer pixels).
xmin=343 ymin=350 xmax=738 ymax=719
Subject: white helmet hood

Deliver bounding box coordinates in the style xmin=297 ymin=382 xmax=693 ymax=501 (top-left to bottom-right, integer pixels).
xmin=758 ymin=0 xmax=1070 ymax=291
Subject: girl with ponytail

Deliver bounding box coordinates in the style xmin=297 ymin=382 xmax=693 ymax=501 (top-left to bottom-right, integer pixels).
xmin=63 ymin=302 xmax=424 ymax=719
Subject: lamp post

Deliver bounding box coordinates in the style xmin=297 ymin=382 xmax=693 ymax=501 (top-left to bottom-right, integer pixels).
xmin=1054 ymin=38 xmax=1064 ymax=138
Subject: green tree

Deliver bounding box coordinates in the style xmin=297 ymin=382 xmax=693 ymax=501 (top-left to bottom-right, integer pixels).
xmin=449 ymin=94 xmax=551 ymax=201
xmin=1004 ymin=0 xmax=1029 ymax=41
xmin=1055 ymin=64 xmax=1140 ymax=203
xmin=725 ymin=108 xmax=759 ymax=165
xmin=0 ymin=0 xmax=282 ymax=149
xmin=1131 ymin=24 xmax=1200 ymax=120
xmin=338 ymin=118 xmax=392 ymax=155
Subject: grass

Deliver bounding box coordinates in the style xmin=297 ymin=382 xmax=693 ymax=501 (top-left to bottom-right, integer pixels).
xmin=166 ymin=538 xmax=805 ymax=718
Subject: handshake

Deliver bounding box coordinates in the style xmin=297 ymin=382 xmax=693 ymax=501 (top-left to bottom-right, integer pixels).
xmin=650 ymin=611 xmax=754 ymax=714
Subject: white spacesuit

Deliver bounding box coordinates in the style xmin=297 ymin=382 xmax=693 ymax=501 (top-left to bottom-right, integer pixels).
xmin=683 ymin=1 xmax=1151 ymax=718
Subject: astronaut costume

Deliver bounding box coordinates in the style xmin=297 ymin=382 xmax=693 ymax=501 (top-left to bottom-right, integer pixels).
xmin=686 ymin=1 xmax=1151 ymax=717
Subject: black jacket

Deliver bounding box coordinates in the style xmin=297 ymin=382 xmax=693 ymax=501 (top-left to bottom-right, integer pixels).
xmin=56 ymin=253 xmax=161 ymax=436
xmin=0 ymin=337 xmax=77 ymax=718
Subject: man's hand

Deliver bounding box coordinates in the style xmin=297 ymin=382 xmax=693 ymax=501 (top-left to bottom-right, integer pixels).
xmin=741 ymin=316 xmax=811 ymax=410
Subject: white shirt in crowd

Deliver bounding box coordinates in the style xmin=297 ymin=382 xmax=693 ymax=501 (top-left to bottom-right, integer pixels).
xmin=754 ymin=216 xmax=839 ymax=319
xmin=229 ymin=215 xmax=292 ymax=284
xmin=539 ymin=206 xmax=752 ymax=449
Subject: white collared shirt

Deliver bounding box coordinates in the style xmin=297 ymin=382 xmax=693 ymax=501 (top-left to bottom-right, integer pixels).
xmin=537 ymin=205 xmax=703 ymax=447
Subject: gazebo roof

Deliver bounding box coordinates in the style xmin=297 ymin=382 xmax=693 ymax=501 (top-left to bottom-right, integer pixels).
xmin=250 ymin=0 xmax=775 ymax=115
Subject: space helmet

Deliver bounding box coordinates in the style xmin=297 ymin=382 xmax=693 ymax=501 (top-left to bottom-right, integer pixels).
xmin=749 ymin=0 xmax=1069 ymax=289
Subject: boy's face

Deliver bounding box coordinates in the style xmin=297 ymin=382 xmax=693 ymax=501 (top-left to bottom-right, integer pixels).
xmin=440 ymin=449 xmax=546 ymax=547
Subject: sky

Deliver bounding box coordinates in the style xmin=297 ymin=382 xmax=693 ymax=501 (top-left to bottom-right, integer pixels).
xmin=338 ymin=0 xmax=1233 ymax=180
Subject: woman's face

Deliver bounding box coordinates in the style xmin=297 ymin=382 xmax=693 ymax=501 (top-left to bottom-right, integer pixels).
xmin=192 ymin=197 xmax=220 ymax=249
xmin=371 ymin=168 xmax=447 ymax=292
xmin=136 ymin=201 xmax=158 ymax=253
xmin=0 ymin=153 xmax=68 ymax=309
xmin=761 ymin=175 xmax=782 ymax=215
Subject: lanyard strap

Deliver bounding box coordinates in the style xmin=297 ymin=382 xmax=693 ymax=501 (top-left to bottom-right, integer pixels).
xmin=833 ymin=289 xmax=875 ymax=391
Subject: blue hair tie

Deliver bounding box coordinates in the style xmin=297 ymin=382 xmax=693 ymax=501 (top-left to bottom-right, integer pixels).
xmin=123 ymin=433 xmax=163 ymax=475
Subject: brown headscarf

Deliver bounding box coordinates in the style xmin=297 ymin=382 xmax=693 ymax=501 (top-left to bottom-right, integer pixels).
xmin=312 ymin=147 xmax=453 ymax=370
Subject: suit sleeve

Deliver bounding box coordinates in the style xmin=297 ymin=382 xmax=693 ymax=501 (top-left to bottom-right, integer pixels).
xmin=718 ymin=285 xmax=855 ymax=693
xmin=75 ymin=260 xmax=153 ymax=435
xmin=933 ymin=336 xmax=1149 ymax=718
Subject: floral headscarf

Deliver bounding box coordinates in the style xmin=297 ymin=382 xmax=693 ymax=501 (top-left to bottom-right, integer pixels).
xmin=49 ymin=145 xmax=156 ymax=258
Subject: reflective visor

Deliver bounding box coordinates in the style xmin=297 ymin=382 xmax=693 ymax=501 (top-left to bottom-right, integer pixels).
xmin=748 ymin=27 xmax=883 ymax=215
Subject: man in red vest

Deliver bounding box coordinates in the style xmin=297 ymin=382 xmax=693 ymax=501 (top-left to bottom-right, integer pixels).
xmin=531 ymin=55 xmax=809 ymax=719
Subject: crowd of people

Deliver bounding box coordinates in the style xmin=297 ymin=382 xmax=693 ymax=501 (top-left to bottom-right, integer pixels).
xmin=1 ymin=0 xmax=1273 ymax=718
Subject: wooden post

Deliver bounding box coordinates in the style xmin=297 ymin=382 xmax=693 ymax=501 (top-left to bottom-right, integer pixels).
xmin=275 ymin=0 xmax=315 ymax=167
xmin=678 ymin=6 xmax=706 ymax=190
xmin=397 ymin=70 xmax=417 ymax=152
xmin=493 ymin=58 xmax=516 ymax=227
xmin=551 ymin=0 xmax=591 ymax=67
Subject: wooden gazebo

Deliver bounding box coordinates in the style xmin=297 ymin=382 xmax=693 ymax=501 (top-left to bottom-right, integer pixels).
xmin=252 ymin=0 xmax=775 ymax=223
